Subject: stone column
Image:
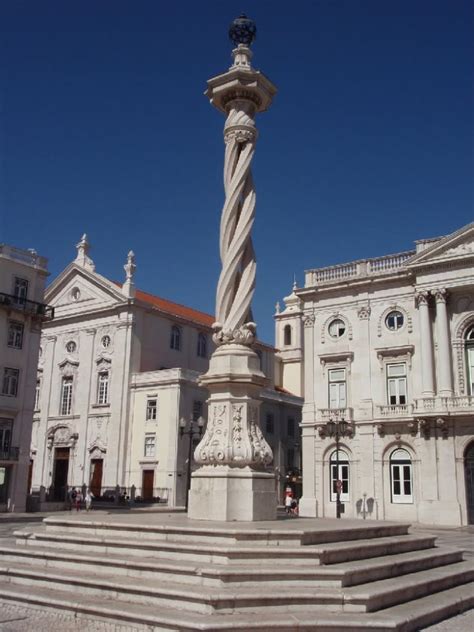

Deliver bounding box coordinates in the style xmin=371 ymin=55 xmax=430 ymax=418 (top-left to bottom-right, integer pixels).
xmin=433 ymin=288 xmax=453 ymax=396
xmin=188 ymin=15 xmax=278 ymax=521
xmin=415 ymin=291 xmax=435 ymax=397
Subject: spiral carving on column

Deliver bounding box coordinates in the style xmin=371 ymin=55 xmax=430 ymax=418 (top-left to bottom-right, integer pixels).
xmin=212 ymin=104 xmax=258 ymax=346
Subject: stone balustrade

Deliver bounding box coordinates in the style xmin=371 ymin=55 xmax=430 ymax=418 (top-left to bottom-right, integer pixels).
xmin=376 ymin=404 xmax=413 ymax=418
xmin=305 ymin=250 xmax=415 ymax=287
xmin=316 ymin=407 xmax=353 ymax=422
xmin=414 ymin=395 xmax=474 ymax=416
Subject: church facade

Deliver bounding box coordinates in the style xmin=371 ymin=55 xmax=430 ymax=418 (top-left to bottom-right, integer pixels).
xmin=31 ymin=236 xmax=302 ymax=507
xmin=275 ymin=222 xmax=474 ymax=526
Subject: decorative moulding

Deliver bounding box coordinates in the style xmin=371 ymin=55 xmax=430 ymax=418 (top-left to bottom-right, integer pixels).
xmin=319 ymin=351 xmax=354 ymax=374
xmin=375 ymin=345 xmax=414 ymax=370
xmin=303 ymin=312 xmax=315 ymax=328
xmin=357 ymin=304 xmax=371 ymax=320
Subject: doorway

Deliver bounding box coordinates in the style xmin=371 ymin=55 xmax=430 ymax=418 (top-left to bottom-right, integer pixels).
xmin=89 ymin=459 xmax=103 ymax=498
xmin=142 ymin=469 xmax=154 ymax=501
xmin=465 ymin=442 xmax=474 ymax=524
xmin=52 ymin=447 xmax=70 ymax=501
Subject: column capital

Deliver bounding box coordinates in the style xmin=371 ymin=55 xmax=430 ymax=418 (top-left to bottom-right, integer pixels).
xmin=432 ymin=288 xmax=448 ymax=304
xmin=415 ymin=290 xmax=430 ymax=307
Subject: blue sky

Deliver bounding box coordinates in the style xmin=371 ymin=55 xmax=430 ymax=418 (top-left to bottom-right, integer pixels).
xmin=1 ymin=1 xmax=472 ymax=344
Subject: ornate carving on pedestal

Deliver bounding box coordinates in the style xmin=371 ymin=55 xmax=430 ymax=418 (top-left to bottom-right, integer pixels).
xmin=212 ymin=322 xmax=257 ymax=347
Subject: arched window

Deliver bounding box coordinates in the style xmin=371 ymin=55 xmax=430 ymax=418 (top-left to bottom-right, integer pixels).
xmin=284 ymin=324 xmax=292 ymax=346
xmin=466 ymin=326 xmax=474 ymax=396
xmin=390 ymin=448 xmax=413 ymax=504
xmin=170 ymin=325 xmax=181 ymax=351
xmin=197 ymin=333 xmax=207 ymax=358
xmin=330 ymin=449 xmax=349 ymax=502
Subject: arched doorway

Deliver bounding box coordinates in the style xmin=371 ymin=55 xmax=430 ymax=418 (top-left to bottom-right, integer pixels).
xmin=465 ymin=442 xmax=474 ymax=524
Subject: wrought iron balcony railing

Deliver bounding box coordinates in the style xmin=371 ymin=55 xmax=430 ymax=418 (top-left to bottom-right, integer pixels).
xmin=0 ymin=292 xmax=54 ymax=320
xmin=0 ymin=446 xmax=20 ymax=461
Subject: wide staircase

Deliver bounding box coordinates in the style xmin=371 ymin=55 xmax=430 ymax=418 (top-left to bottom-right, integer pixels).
xmin=0 ymin=514 xmax=472 ymax=631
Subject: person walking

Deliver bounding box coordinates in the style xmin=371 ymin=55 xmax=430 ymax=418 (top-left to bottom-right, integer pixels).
xmin=285 ymin=491 xmax=293 ymax=515
xmin=74 ymin=488 xmax=82 ymax=512
xmin=85 ymin=488 xmax=93 ymax=512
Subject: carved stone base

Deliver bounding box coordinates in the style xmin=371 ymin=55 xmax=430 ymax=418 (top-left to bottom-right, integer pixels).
xmin=188 ymin=465 xmax=276 ymax=521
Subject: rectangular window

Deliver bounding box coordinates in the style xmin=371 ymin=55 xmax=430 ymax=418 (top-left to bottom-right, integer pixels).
xmin=391 ymin=462 xmax=413 ymax=503
xmin=13 ymin=277 xmax=28 ymax=303
xmin=287 ymin=448 xmax=295 ymax=469
xmin=35 ymin=379 xmax=41 ymax=411
xmin=60 ymin=377 xmax=73 ymax=415
xmin=265 ymin=413 xmax=274 ymax=434
xmin=97 ymin=372 xmax=109 ymax=405
xmin=328 ymin=368 xmax=346 ymax=409
xmin=387 ymin=363 xmax=407 ymax=405
xmin=192 ymin=400 xmax=203 ymax=422
xmin=2 ymin=368 xmax=19 ymax=397
xmin=146 ymin=398 xmax=157 ymax=421
xmin=7 ymin=321 xmax=24 ymax=349
xmin=0 ymin=419 xmax=13 ymax=453
xmin=144 ymin=433 xmax=156 ymax=458
xmin=287 ymin=417 xmax=295 ymax=437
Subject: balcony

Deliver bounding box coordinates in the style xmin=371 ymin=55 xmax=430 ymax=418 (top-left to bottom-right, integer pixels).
xmin=0 ymin=446 xmax=20 ymax=461
xmin=0 ymin=292 xmax=54 ymax=321
xmin=414 ymin=396 xmax=474 ymax=417
xmin=316 ymin=408 xmax=353 ymax=423
xmin=376 ymin=404 xmax=413 ymax=418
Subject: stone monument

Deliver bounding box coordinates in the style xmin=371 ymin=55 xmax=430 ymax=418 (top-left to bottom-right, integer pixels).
xmin=188 ymin=15 xmax=277 ymax=521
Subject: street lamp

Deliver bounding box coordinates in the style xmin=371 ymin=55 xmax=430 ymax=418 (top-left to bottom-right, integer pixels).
xmin=325 ymin=417 xmax=350 ymax=519
xmin=179 ymin=416 xmax=204 ymax=511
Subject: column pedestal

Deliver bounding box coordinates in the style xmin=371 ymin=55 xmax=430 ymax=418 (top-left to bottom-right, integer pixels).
xmin=188 ymin=343 xmax=276 ymax=522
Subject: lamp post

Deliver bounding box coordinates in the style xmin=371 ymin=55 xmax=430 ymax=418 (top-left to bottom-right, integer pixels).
xmin=325 ymin=417 xmax=350 ymax=519
xmin=179 ymin=416 xmax=204 ymax=511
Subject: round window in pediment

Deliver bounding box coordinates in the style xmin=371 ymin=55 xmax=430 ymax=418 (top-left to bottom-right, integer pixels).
xmin=385 ymin=310 xmax=404 ymax=331
xmin=71 ymin=287 xmax=81 ymax=301
xmin=66 ymin=340 xmax=76 ymax=353
xmin=328 ymin=318 xmax=346 ymax=339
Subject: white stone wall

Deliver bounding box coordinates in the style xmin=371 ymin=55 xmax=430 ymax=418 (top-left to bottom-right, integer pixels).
xmin=0 ymin=245 xmax=49 ymax=512
xmin=282 ymin=222 xmax=474 ymax=526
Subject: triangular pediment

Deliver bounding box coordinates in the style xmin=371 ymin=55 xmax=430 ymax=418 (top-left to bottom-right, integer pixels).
xmin=406 ymin=222 xmax=474 ymax=268
xmin=45 ymin=263 xmax=126 ymax=316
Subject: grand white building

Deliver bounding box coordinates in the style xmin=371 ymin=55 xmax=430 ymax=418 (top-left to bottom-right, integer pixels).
xmin=31 ymin=236 xmax=302 ymax=507
xmin=0 ymin=244 xmax=52 ymax=512
xmin=275 ymin=221 xmax=474 ymax=526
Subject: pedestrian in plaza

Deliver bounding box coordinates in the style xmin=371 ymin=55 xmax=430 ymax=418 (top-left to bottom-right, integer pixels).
xmin=70 ymin=488 xmax=77 ymax=511
xmin=74 ymin=488 xmax=82 ymax=512
xmin=285 ymin=491 xmax=293 ymax=515
xmin=85 ymin=488 xmax=93 ymax=512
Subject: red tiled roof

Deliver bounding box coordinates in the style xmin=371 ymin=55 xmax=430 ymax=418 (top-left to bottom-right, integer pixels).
xmin=134 ymin=288 xmax=215 ymax=328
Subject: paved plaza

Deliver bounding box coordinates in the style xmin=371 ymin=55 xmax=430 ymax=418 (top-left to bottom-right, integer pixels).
xmin=0 ymin=512 xmax=472 ymax=631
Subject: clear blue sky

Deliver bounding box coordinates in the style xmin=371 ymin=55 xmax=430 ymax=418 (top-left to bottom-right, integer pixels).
xmin=1 ymin=1 xmax=472 ymax=344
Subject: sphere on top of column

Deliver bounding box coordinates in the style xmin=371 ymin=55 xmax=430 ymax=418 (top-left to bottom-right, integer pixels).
xmin=228 ymin=14 xmax=257 ymax=47
xmin=205 ymin=14 xmax=277 ymax=115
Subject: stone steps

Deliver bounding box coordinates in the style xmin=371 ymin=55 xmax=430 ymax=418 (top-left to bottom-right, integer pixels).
xmin=0 ymin=579 xmax=472 ymax=631
xmin=0 ymin=557 xmax=473 ymax=615
xmin=15 ymin=527 xmax=436 ymax=566
xmin=0 ymin=542 xmax=463 ymax=588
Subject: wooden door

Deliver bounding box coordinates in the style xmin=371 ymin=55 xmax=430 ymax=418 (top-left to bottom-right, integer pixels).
xmin=465 ymin=443 xmax=474 ymax=524
xmin=89 ymin=459 xmax=103 ymax=498
xmin=142 ymin=470 xmax=154 ymax=501
xmin=53 ymin=447 xmax=70 ymax=501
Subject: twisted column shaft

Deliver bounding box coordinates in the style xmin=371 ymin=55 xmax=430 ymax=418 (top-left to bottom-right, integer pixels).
xmin=213 ymin=104 xmax=258 ymax=346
